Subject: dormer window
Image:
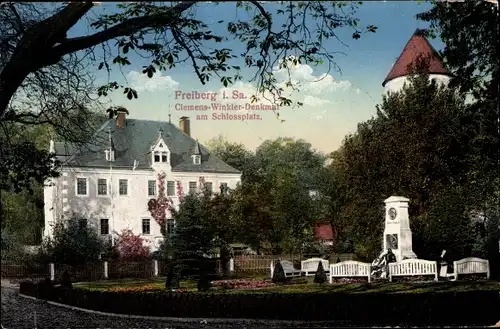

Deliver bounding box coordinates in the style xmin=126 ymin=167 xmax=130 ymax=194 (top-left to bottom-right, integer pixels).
xmin=105 ymin=149 xmax=115 ymax=162
xmin=193 ymin=155 xmax=201 ymax=165
xmin=153 ymin=151 xmax=169 ymax=163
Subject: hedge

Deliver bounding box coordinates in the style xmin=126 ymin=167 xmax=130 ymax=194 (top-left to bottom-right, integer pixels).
xmin=19 ymin=281 xmax=500 ymax=326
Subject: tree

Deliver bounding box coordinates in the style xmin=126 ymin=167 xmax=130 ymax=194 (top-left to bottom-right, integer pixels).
xmin=170 ymin=193 xmax=215 ymax=278
xmin=45 ymin=216 xmax=104 ymax=266
xmin=204 ymin=135 xmax=257 ymax=183
xmin=115 ymin=229 xmax=150 ymax=260
xmin=271 ymin=260 xmax=286 ymax=283
xmin=0 ymin=2 xmax=377 ymax=118
xmin=313 ymin=261 xmax=327 ymax=284
xmin=417 ymin=0 xmax=499 ymax=278
xmin=230 ymin=137 xmax=326 ymax=254
xmin=335 ymin=72 xmax=477 ymax=260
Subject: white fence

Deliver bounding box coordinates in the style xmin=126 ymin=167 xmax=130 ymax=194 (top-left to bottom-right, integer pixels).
xmin=329 ymin=261 xmax=372 ymax=283
xmin=388 ymin=259 xmax=438 ymax=282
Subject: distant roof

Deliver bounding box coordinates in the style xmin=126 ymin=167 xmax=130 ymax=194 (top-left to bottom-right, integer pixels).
xmin=315 ymin=223 xmax=335 ymax=241
xmin=54 ymin=118 xmax=241 ymax=174
xmin=382 ymin=29 xmax=451 ymax=87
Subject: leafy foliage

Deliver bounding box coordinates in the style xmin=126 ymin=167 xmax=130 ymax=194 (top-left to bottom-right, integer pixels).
xmin=272 ymin=260 xmax=286 ymax=283
xmin=330 ymin=72 xmax=484 ymax=260
xmin=147 ymin=173 xmax=175 ymax=236
xmin=1 ymin=2 xmax=377 ymax=120
xmin=313 ymin=261 xmax=327 ymax=284
xmin=116 ymin=229 xmax=150 ymax=260
xmin=170 ymin=193 xmax=215 ymax=277
xmin=44 ymin=217 xmax=104 ymax=266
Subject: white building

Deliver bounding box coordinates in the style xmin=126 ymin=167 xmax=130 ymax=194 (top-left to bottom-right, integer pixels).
xmin=43 ymin=114 xmax=241 ymax=250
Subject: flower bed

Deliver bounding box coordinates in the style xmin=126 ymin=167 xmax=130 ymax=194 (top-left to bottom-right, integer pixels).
xmin=109 ymin=285 xmax=162 ymax=293
xmin=211 ymin=279 xmax=275 ymax=290
xmin=330 ymin=277 xmax=369 ymax=284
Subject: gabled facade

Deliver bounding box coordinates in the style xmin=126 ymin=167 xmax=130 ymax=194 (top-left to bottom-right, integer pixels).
xmin=43 ymin=114 xmax=241 ymax=251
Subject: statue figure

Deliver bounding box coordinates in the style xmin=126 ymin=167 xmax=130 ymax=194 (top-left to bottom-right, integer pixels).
xmin=371 ymin=248 xmax=397 ymax=279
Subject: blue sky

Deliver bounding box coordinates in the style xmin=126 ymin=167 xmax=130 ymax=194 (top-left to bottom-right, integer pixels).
xmin=71 ymin=1 xmax=443 ymax=154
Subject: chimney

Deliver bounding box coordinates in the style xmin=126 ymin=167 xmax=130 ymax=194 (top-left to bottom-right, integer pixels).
xmin=116 ymin=110 xmax=126 ymax=128
xmin=179 ymin=116 xmax=190 ymax=136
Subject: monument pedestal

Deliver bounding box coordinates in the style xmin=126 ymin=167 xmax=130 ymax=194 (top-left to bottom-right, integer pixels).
xmin=383 ymin=196 xmax=417 ymax=262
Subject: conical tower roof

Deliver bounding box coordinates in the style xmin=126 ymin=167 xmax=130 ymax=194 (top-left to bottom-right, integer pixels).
xmin=382 ymin=29 xmax=451 ymax=87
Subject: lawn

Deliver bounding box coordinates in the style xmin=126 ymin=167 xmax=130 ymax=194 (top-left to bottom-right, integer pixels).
xmin=74 ymin=276 xmax=500 ymax=295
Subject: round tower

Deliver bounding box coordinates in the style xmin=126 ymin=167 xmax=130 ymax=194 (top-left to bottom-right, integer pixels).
xmin=382 ymin=29 xmax=452 ymax=94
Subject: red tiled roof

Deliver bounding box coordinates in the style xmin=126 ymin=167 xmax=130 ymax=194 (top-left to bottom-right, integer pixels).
xmin=314 ymin=223 xmax=335 ymax=241
xmin=382 ymin=29 xmax=451 ymax=87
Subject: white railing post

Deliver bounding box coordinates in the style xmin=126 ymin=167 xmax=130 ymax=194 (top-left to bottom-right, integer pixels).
xmin=104 ymin=261 xmax=108 ymax=279
xmin=50 ymin=263 xmax=55 ymax=281
xmin=153 ymin=260 xmax=159 ymax=276
xmin=229 ymin=258 xmax=234 ymax=273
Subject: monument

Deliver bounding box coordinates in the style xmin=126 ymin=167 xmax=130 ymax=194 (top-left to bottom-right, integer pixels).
xmin=383 ymin=196 xmax=417 ymax=262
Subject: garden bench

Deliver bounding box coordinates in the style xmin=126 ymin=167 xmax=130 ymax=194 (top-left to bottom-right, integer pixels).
xmin=270 ymin=260 xmax=302 ymax=278
xmin=301 ymin=258 xmax=330 ymax=276
xmin=329 ymin=260 xmax=372 ymax=283
xmin=388 ymin=259 xmax=438 ymax=282
xmin=452 ymin=257 xmax=490 ymax=280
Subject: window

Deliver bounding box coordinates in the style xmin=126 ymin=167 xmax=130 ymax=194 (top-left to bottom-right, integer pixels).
xmin=76 ymin=178 xmax=87 ymax=195
xmin=100 ymin=219 xmax=109 ymax=235
xmin=79 ymin=218 xmax=87 ymax=229
xmin=193 ymin=155 xmax=201 ymax=165
xmin=220 ymin=182 xmax=228 ymax=194
xmin=167 ymin=181 xmax=176 ymax=196
xmin=97 ymin=179 xmax=107 ymax=195
xmin=205 ymin=182 xmax=213 ymax=192
xmin=167 ymin=220 xmax=175 ymax=236
xmin=153 ymin=151 xmax=169 ymax=163
xmin=189 ymin=181 xmax=197 ymax=194
xmin=119 ymin=179 xmax=128 ymax=195
xmin=142 ymin=218 xmax=151 ymax=235
xmin=148 ymin=180 xmax=156 ymax=196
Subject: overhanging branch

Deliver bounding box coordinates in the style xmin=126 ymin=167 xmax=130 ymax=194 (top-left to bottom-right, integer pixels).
xmin=52 ymin=1 xmax=196 ymax=57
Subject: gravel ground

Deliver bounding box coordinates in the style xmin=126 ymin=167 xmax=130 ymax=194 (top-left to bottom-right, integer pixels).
xmin=1 ymin=286 xmax=356 ymax=329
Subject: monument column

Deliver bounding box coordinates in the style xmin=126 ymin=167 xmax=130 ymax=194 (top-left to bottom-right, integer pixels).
xmin=383 ymin=196 xmax=417 ymax=262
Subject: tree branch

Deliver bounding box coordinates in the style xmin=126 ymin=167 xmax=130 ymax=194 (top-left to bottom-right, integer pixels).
xmin=52 ymin=1 xmax=196 ymax=58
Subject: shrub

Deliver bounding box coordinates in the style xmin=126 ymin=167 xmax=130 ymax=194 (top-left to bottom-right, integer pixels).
xmin=36 ymin=278 xmax=53 ymax=299
xmin=60 ymin=269 xmax=72 ymax=289
xmin=45 ymin=217 xmax=104 ymax=266
xmin=197 ymin=273 xmax=212 ymax=292
xmin=116 ymin=229 xmax=150 ymax=260
xmin=165 ymin=264 xmax=181 ymax=290
xmin=272 ymin=260 xmax=286 ymax=283
xmin=314 ymin=261 xmax=327 ymax=284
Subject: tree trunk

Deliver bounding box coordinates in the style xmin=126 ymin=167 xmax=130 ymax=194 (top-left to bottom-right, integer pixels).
xmin=0 ymin=64 xmax=32 ymax=117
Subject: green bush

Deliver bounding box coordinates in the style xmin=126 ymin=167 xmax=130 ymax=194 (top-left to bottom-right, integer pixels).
xmin=313 ymin=261 xmax=327 ymax=284
xmin=45 ymin=217 xmax=105 ymax=266
xmin=272 ymin=260 xmax=286 ymax=283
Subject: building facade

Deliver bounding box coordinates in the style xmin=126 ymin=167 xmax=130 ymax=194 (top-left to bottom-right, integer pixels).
xmin=43 ymin=114 xmax=241 ymax=251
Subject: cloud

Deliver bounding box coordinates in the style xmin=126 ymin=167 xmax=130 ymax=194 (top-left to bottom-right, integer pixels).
xmin=304 ymin=95 xmax=331 ymax=107
xmin=127 ymin=70 xmax=179 ymax=93
xmin=273 ymin=59 xmax=352 ymax=95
